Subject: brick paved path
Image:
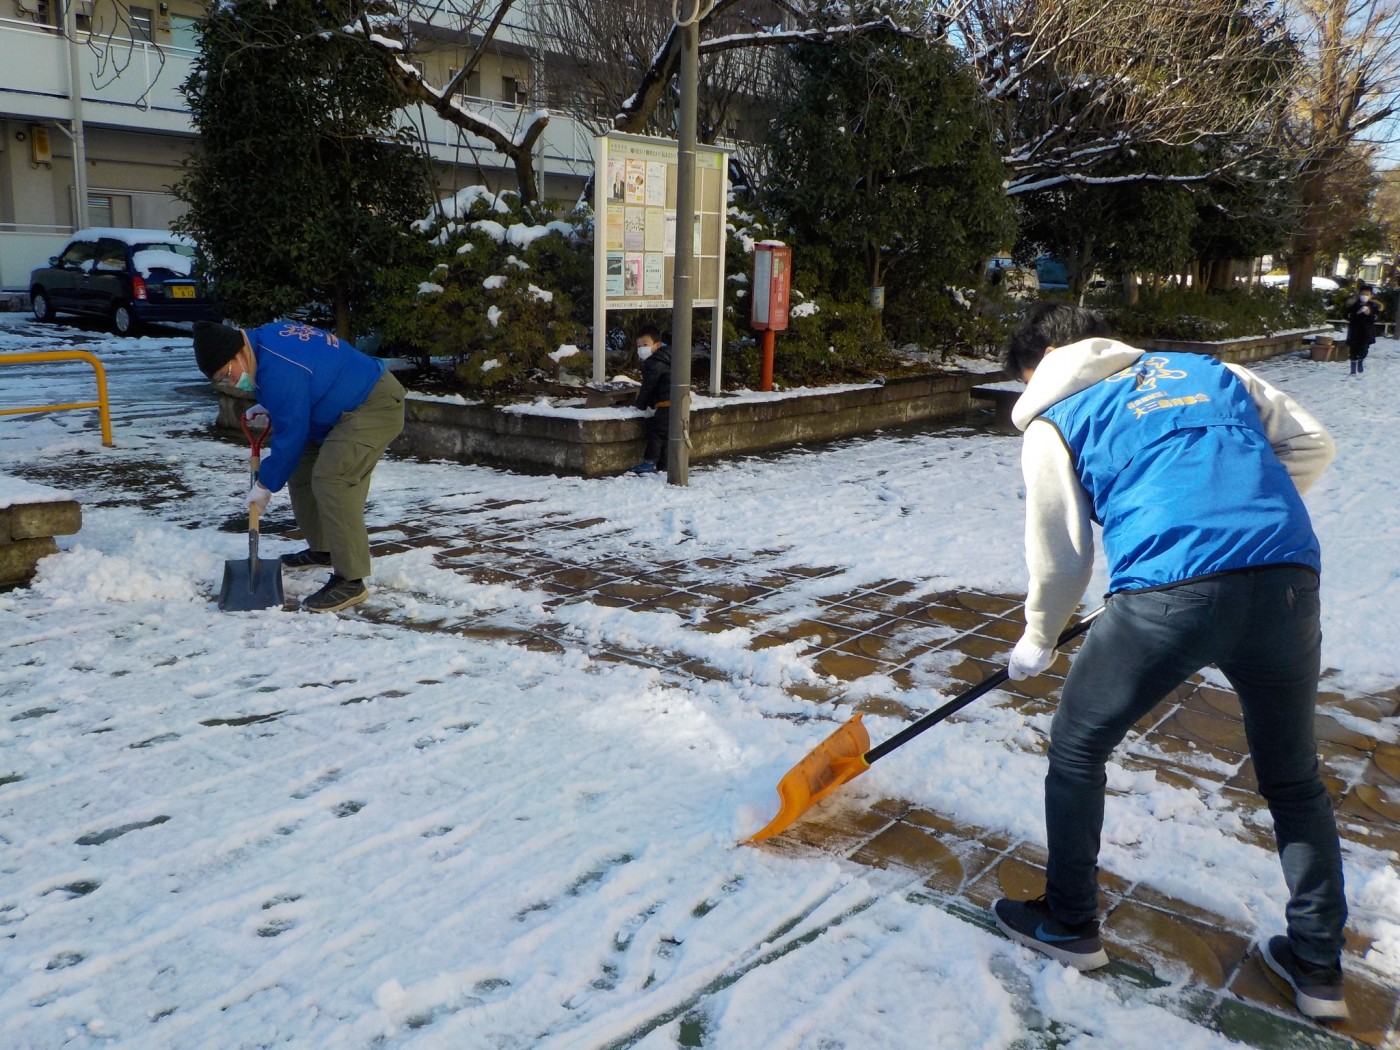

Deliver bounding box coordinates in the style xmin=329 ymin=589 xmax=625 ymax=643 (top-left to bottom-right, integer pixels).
xmin=346 ymin=503 xmax=1399 ymax=1049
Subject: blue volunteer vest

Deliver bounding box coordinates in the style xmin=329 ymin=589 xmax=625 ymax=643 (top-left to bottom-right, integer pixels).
xmin=1040 ymin=352 xmax=1320 ymax=592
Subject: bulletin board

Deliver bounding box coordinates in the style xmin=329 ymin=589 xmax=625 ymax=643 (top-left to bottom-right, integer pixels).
xmin=591 ymin=132 xmax=730 ymax=389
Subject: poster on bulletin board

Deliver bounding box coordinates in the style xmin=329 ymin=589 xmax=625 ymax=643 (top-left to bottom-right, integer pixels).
xmin=592 ymin=133 xmax=729 ymax=311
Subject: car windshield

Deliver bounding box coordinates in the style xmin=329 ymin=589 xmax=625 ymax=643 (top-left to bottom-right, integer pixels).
xmin=131 ymin=243 xmax=196 ymax=279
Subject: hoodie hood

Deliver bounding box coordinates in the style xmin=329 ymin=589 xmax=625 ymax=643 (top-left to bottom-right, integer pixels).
xmin=1012 ymin=337 xmax=1145 ymax=431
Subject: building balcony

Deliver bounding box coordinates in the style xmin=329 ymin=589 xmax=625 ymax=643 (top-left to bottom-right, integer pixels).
xmin=0 ymin=15 xmax=596 ymax=179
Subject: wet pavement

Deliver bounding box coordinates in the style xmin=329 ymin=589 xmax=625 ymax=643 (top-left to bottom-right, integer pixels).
xmin=332 ymin=505 xmax=1400 ymax=1049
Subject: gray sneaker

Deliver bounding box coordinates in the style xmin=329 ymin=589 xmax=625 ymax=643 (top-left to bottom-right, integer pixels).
xmin=280 ymin=548 xmax=332 ymax=570
xmin=302 ymin=574 xmax=367 ymax=614
xmin=992 ymin=895 xmax=1109 ymax=971
xmin=1259 ymin=936 xmax=1349 ymax=1021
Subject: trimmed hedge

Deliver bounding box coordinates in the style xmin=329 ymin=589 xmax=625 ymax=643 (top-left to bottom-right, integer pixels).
xmin=1099 ymin=287 xmax=1328 ymax=342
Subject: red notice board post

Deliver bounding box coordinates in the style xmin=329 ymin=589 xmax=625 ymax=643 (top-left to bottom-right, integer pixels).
xmin=751 ymin=240 xmax=791 ymax=392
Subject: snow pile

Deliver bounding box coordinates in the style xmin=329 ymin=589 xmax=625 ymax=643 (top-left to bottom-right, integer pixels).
xmin=413 ymin=186 xmax=511 ymax=232
xmin=0 ymin=475 xmax=73 ymax=509
xmin=132 ymin=248 xmax=194 ymax=278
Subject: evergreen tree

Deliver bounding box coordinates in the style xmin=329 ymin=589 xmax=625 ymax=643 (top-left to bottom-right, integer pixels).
xmin=1190 ymin=146 xmax=1296 ymax=290
xmin=176 ymin=0 xmax=433 ymax=337
xmin=761 ymin=22 xmax=1013 ymax=341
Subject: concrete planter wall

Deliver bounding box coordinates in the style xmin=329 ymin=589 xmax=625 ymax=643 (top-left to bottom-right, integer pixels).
xmin=1136 ymin=327 xmax=1331 ymax=366
xmin=397 ymin=372 xmax=982 ymax=476
xmin=211 ymin=328 xmax=1324 ymax=477
xmin=0 ymin=491 xmax=81 ymax=585
xmin=217 ymin=372 xmax=982 ymax=477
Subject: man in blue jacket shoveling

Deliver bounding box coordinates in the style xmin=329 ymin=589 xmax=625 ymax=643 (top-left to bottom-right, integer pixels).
xmin=994 ymin=302 xmax=1348 ymax=1022
xmin=195 ymin=320 xmax=404 ymax=613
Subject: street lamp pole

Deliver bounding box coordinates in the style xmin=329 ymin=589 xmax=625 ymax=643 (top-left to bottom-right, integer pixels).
xmin=666 ymin=0 xmax=702 ymax=486
xmin=64 ymin=0 xmax=89 ymax=230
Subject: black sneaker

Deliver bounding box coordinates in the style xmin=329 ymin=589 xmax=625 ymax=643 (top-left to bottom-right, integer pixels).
xmin=281 ymin=548 xmax=332 ymax=570
xmin=1259 ymin=936 xmax=1349 ymax=1021
xmin=992 ymin=895 xmax=1109 ymax=971
xmin=302 ymin=574 xmax=368 ymax=614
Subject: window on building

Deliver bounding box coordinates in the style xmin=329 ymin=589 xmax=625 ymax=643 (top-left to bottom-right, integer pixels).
xmin=448 ymin=67 xmax=483 ymax=98
xmin=88 ymin=195 xmax=113 ymax=229
xmin=170 ymin=14 xmax=199 ymax=52
xmin=129 ymin=5 xmax=154 ymax=41
xmin=501 ymin=76 xmax=527 ymax=106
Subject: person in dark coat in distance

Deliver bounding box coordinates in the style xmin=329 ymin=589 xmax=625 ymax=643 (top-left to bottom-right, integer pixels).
xmin=629 ymin=324 xmax=671 ymax=475
xmin=1343 ymin=283 xmax=1378 ymax=375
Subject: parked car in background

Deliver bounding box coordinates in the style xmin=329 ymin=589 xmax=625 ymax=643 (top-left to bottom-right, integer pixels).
xmin=30 ymin=228 xmax=221 ymax=335
xmin=1259 ymin=272 xmax=1340 ymax=292
xmin=1035 ymin=256 xmax=1069 ymax=291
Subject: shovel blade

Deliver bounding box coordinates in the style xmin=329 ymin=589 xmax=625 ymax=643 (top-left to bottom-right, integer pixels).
xmin=218 ymin=557 xmax=285 ymax=611
xmin=747 ymin=714 xmax=872 ymax=843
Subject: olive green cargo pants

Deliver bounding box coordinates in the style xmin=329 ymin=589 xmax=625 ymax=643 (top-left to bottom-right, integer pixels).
xmin=287 ymin=371 xmax=405 ymax=581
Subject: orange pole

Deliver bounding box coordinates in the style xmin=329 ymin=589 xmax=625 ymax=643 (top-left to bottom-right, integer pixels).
xmin=759 ymin=328 xmax=775 ymax=392
xmin=0 ymin=350 xmax=114 ymax=446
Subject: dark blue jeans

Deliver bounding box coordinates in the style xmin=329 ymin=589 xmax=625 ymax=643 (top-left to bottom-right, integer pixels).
xmin=1045 ymin=566 xmax=1347 ymax=968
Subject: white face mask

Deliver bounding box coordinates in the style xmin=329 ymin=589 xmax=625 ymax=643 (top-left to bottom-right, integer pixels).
xmin=637 ymin=345 xmax=654 ymax=361
xmin=1360 ymin=294 xmax=1371 ymax=302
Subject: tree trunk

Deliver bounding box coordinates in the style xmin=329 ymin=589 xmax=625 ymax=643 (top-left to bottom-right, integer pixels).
xmin=1069 ymin=238 xmax=1093 ymax=302
xmin=866 ymin=239 xmax=884 ymax=342
xmin=372 ymin=37 xmax=549 ymax=203
xmin=1287 ymin=165 xmax=1328 ymax=299
xmin=334 ymin=290 xmax=351 ymax=341
xmin=1287 ymin=251 xmax=1318 ymax=298
xmin=1208 ymin=258 xmax=1234 ymax=291
xmin=1123 ymin=273 xmax=1139 ymax=305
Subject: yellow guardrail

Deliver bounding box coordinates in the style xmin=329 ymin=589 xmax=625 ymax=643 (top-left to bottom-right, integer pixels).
xmin=0 ymin=350 xmax=114 ymax=447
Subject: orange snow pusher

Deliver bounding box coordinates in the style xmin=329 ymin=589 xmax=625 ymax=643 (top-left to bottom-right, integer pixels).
xmin=746 ymin=607 xmax=1103 ymax=843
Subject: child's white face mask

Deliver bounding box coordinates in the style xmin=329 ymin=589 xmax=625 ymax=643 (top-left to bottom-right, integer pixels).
xmin=637 ymin=345 xmax=654 ymax=361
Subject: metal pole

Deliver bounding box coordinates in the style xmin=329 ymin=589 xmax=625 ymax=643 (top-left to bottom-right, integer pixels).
xmin=592 ymin=135 xmax=607 ymax=383
xmin=64 ymin=0 xmax=89 ymax=230
xmin=667 ymin=0 xmax=699 ymax=486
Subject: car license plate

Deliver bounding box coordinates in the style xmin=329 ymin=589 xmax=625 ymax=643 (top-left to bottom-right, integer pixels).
xmin=170 ymin=284 xmax=195 ymax=299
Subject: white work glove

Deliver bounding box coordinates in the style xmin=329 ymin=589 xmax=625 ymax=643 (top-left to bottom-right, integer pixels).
xmin=246 ymin=482 xmax=272 ymax=514
xmin=1008 ymin=635 xmax=1056 ymax=681
xmin=244 ymin=403 xmax=270 ymax=429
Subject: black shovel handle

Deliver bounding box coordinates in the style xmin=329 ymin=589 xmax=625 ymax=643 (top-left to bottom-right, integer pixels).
xmin=863 ymin=605 xmax=1104 ymax=765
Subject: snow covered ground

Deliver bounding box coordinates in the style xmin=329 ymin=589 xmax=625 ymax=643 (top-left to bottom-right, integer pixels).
xmin=0 ymin=313 xmax=1396 ymax=1048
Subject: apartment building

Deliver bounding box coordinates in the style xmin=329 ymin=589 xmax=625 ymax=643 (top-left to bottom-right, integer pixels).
xmin=0 ymin=0 xmax=599 ymax=289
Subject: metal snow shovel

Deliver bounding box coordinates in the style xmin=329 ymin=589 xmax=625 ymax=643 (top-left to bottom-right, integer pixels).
xmin=746 ymin=606 xmax=1104 ymax=843
xmin=218 ymin=415 xmax=284 ymax=612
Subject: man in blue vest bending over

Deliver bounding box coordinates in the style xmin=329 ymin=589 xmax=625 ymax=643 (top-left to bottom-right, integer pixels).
xmin=991 ymin=302 xmax=1348 ymax=1021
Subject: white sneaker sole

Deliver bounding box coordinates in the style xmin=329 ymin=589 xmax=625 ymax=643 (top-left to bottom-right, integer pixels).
xmin=302 ymin=589 xmax=368 ymax=614
xmin=1259 ymin=939 xmax=1350 ymax=1021
xmin=993 ymin=911 xmax=1109 ymax=971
